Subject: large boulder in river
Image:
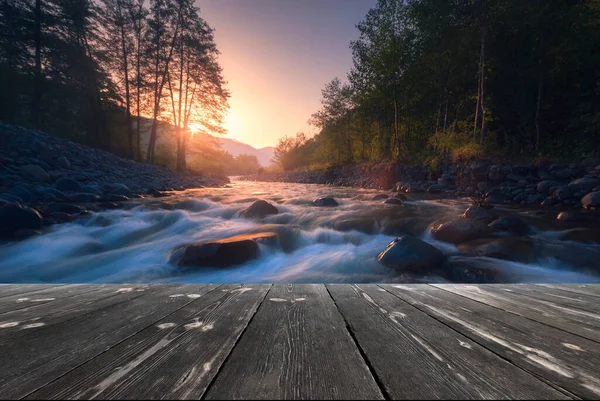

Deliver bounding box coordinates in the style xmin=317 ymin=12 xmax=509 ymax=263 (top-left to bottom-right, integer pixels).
xmin=0 ymin=202 xmax=43 ymax=238
xmin=311 ymin=197 xmax=339 ymax=207
xmin=377 ymin=236 xmax=446 ymax=271
xmin=582 ymin=191 xmax=600 ymax=210
xmin=19 ymin=164 xmax=50 ymax=182
xmin=430 ymin=219 xmax=492 ymax=244
xmin=170 ymin=232 xmax=278 ymax=268
xmin=458 ymin=237 xmax=536 ymax=264
xmin=462 ymin=205 xmax=497 ymax=222
xmin=239 ymin=200 xmax=278 ymax=218
xmin=488 ymin=216 xmax=530 ymax=235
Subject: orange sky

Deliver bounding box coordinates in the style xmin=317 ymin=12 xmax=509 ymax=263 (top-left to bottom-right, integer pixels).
xmin=196 ymin=0 xmax=375 ymax=149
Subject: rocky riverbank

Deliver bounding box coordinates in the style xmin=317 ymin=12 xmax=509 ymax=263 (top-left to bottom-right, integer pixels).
xmin=241 ymin=159 xmax=600 ymax=210
xmin=0 ymin=122 xmax=227 ymax=239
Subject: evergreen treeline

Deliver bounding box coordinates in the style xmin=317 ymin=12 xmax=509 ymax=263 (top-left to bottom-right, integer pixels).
xmin=0 ymin=0 xmax=229 ymax=171
xmin=274 ymin=0 xmax=600 ymax=171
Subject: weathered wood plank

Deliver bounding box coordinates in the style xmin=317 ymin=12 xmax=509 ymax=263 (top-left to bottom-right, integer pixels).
xmin=503 ymin=284 xmax=600 ymax=314
xmin=0 ymin=284 xmax=65 ymax=299
xmin=27 ymin=284 xmax=268 ymax=400
xmin=328 ymin=284 xmax=568 ymax=400
xmin=0 ymin=285 xmax=153 ymax=337
xmin=382 ymin=284 xmax=600 ymax=399
xmin=431 ymin=284 xmax=600 ymax=343
xmin=0 ymin=284 xmax=208 ymax=399
xmin=534 ymin=284 xmax=600 ymax=298
xmin=204 ymin=284 xmax=384 ymax=400
xmin=0 ymin=284 xmax=104 ymax=314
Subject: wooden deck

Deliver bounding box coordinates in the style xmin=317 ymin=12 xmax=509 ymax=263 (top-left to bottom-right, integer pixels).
xmin=0 ymin=284 xmax=599 ymax=400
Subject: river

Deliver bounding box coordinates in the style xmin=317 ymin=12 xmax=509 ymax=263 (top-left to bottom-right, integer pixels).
xmin=1 ymin=179 xmax=599 ymax=284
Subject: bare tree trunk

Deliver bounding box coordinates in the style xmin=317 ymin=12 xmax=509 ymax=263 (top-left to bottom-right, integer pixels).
xmin=393 ymin=87 xmax=400 ymax=160
xmin=147 ymin=7 xmax=182 ymax=164
xmin=535 ymin=12 xmax=544 ymax=153
xmin=32 ymin=0 xmax=42 ymax=128
xmin=117 ymin=0 xmax=133 ymax=159
xmin=479 ymin=0 xmax=488 ymax=147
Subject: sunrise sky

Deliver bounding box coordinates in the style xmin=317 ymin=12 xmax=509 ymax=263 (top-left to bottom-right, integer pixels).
xmin=196 ymin=0 xmax=376 ymax=149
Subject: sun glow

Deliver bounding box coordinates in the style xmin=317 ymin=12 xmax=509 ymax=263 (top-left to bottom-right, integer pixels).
xmin=224 ymin=111 xmax=243 ymax=138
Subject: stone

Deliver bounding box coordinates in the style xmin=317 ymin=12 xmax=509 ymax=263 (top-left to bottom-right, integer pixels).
xmin=332 ymin=217 xmax=377 ymax=234
xmin=458 ymin=238 xmax=536 ymax=264
xmin=377 ymin=236 xmax=446 ymax=271
xmin=488 ymin=216 xmax=530 ymax=235
xmin=68 ymin=193 xmax=101 ymax=203
xmin=54 ymin=176 xmax=81 ymax=192
xmin=383 ymin=198 xmax=404 ymax=206
xmin=45 ymin=203 xmax=82 ymax=215
xmin=537 ymin=180 xmax=559 ymax=195
xmin=430 ymin=219 xmax=493 ymax=244
xmin=104 ymin=194 xmax=129 ymax=202
xmin=170 ymin=232 xmax=278 ymax=268
xmin=56 ymin=156 xmax=70 ymax=169
xmin=240 ymin=200 xmax=279 ymax=218
xmin=311 ymin=197 xmax=339 ymax=207
xmin=0 ymin=193 xmax=24 ymax=203
xmin=558 ymin=228 xmax=600 ymax=244
xmin=19 ymin=164 xmax=50 ymax=182
xmin=0 ymin=203 xmax=43 ymax=237
xmin=427 ymin=184 xmax=444 ymax=193
xmin=372 ymin=194 xmax=388 ymax=201
xmin=568 ymin=178 xmax=599 ymax=193
xmin=582 ymin=191 xmax=600 ymax=209
xmin=462 ymin=206 xmax=497 ymax=222
xmin=556 ymin=211 xmax=582 ymax=221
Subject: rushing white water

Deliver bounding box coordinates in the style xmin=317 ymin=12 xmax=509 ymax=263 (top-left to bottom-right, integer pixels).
xmin=0 ymin=179 xmax=599 ymax=284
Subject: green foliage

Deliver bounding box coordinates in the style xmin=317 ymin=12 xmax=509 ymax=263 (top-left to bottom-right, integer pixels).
xmin=275 ymin=0 xmax=600 ymax=170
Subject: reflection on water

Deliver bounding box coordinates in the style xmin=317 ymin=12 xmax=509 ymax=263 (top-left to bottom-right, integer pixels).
xmin=0 ymin=180 xmax=599 ymax=284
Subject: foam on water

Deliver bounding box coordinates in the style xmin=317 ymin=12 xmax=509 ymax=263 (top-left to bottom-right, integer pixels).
xmin=0 ymin=180 xmax=599 ymax=284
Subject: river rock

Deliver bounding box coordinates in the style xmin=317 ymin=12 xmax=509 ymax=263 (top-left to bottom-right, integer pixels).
xmin=582 ymin=191 xmax=600 ymax=209
xmin=557 ymin=228 xmax=600 ymax=244
xmin=568 ymin=178 xmax=599 ymax=193
xmin=488 ymin=216 xmax=530 ymax=235
xmin=537 ymin=180 xmax=559 ymax=195
xmin=458 ymin=238 xmax=536 ymax=264
xmin=430 ymin=219 xmax=492 ymax=244
xmin=446 ymin=256 xmax=513 ymax=283
xmin=56 ymin=156 xmax=70 ymax=169
xmin=372 ymin=194 xmax=388 ymax=201
xmin=384 ymin=198 xmax=403 ymax=206
xmin=556 ymin=211 xmax=582 ymax=221
xmin=0 ymin=202 xmax=43 ymax=238
xmin=54 ymin=176 xmax=81 ymax=192
xmin=311 ymin=197 xmax=339 ymax=207
xmin=19 ymin=164 xmax=50 ymax=182
xmin=45 ymin=203 xmax=82 ymax=215
xmin=377 ymin=236 xmax=445 ymax=271
xmin=170 ymin=232 xmax=278 ymax=267
xmin=240 ymin=200 xmax=279 ymax=218
xmin=462 ymin=205 xmax=497 ymax=222
xmin=332 ymin=217 xmax=378 ymax=234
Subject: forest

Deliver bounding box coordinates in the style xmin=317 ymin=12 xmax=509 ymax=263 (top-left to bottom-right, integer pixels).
xmin=0 ymin=0 xmax=242 ymax=173
xmin=274 ymin=0 xmax=600 ymax=171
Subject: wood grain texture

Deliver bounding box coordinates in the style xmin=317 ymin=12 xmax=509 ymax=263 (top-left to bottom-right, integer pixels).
xmin=431 ymin=284 xmax=600 ymax=343
xmin=0 ymin=284 xmax=204 ymax=399
xmin=328 ymin=284 xmax=567 ymax=400
xmin=0 ymin=284 xmax=65 ymax=299
xmin=382 ymin=284 xmax=600 ymax=399
xmin=204 ymin=284 xmax=384 ymax=400
xmin=503 ymin=284 xmax=600 ymax=314
xmin=0 ymin=285 xmax=153 ymax=338
xmin=0 ymin=284 xmax=102 ymax=314
xmin=27 ymin=284 xmax=269 ymax=400
xmin=534 ymin=284 xmax=600 ymax=298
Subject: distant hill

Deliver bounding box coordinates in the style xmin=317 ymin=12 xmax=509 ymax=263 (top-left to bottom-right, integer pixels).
xmin=216 ymin=136 xmax=274 ymax=166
